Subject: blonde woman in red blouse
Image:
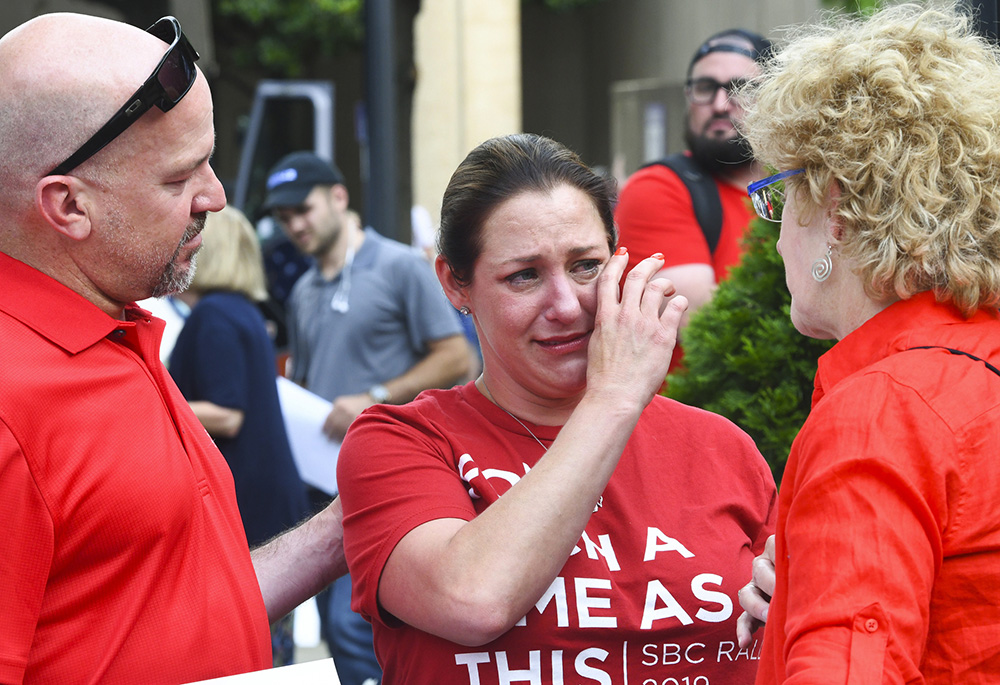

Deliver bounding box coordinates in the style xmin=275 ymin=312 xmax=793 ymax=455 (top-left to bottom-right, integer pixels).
xmin=738 ymin=3 xmax=1000 ymax=682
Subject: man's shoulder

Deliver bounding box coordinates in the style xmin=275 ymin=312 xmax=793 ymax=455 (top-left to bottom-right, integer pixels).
xmin=624 ymin=158 xmax=692 ymax=188
xmin=0 ymin=254 xmax=116 ymax=357
xmin=621 ymin=154 xmax=728 ymax=255
xmin=366 ymin=229 xmax=428 ymax=265
xmin=0 ymin=310 xmax=45 ymax=382
xmin=363 ymin=231 xmax=440 ymax=289
xmin=629 ymin=154 xmax=731 ymax=193
xmin=287 ymin=265 xmax=322 ymax=299
xmin=618 ymin=156 xmax=710 ymax=211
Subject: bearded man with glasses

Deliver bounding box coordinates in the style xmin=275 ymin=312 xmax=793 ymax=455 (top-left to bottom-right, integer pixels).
xmin=0 ymin=13 xmax=347 ymax=683
xmin=615 ymin=28 xmax=772 ymax=378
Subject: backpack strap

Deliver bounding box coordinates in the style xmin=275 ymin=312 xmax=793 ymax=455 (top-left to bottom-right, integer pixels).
xmin=907 ymin=346 xmax=1000 ymax=377
xmin=641 ymin=153 xmax=723 ymax=255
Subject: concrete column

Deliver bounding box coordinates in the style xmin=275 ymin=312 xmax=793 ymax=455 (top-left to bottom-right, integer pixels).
xmin=412 ymin=0 xmax=521 ymax=232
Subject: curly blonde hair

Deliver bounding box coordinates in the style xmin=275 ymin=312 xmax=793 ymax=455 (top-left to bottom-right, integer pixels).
xmin=743 ymin=2 xmax=1000 ymax=315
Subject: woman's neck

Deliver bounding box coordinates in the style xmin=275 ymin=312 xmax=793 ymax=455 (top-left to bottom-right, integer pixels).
xmin=475 ymin=373 xmax=582 ymax=427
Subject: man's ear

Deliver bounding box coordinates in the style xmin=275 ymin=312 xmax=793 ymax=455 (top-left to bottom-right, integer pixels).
xmin=36 ymin=176 xmax=93 ymax=241
xmin=329 ymin=183 xmax=349 ymax=211
xmin=435 ymin=254 xmax=470 ymax=312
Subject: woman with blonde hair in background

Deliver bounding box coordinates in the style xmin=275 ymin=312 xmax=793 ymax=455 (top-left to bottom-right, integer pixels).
xmin=170 ymin=205 xmax=309 ymax=666
xmin=736 ymin=3 xmax=1000 ymax=681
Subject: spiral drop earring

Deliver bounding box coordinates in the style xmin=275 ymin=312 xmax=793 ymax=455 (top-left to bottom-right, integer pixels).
xmin=811 ymin=244 xmax=833 ymax=282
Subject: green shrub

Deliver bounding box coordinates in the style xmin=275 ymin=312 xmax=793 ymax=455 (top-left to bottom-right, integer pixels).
xmin=666 ymin=218 xmax=834 ymax=484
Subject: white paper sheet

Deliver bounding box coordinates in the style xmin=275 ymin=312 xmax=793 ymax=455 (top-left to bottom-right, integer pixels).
xmin=184 ymin=658 xmax=339 ymax=684
xmin=276 ymin=377 xmax=339 ymax=495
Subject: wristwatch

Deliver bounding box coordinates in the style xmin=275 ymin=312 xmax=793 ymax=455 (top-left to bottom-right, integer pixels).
xmin=368 ymin=383 xmax=392 ymax=404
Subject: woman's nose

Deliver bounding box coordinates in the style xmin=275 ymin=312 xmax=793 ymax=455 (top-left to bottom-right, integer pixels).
xmin=545 ymin=274 xmax=583 ymax=321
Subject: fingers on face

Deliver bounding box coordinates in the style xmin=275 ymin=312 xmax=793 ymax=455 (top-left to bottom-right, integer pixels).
xmin=601 ymin=251 xmax=689 ymax=330
xmin=639 ymin=277 xmax=675 ymax=316
xmin=619 ymin=253 xmax=666 ymax=309
xmin=597 ymin=246 xmax=629 ymax=300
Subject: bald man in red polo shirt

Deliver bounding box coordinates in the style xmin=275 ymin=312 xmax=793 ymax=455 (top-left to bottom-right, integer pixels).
xmin=0 ymin=13 xmax=345 ymax=684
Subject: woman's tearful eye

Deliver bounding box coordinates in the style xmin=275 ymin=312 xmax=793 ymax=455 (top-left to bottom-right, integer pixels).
xmin=505 ymin=268 xmax=538 ymax=287
xmin=573 ymin=259 xmax=603 ymax=280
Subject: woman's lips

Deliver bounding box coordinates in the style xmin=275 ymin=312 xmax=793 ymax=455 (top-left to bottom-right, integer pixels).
xmin=535 ymin=331 xmax=591 ymax=353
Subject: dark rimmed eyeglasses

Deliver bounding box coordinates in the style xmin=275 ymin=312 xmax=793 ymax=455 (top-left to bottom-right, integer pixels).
xmin=747 ymin=168 xmax=805 ymax=222
xmin=46 ymin=16 xmax=200 ymax=177
xmin=685 ymin=77 xmax=748 ymax=105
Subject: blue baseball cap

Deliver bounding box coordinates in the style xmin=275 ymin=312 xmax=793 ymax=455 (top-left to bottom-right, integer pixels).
xmin=262 ymin=151 xmax=346 ymax=210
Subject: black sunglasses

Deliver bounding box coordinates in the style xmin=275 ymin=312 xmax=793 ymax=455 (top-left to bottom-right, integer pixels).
xmin=47 ymin=16 xmax=200 ymax=177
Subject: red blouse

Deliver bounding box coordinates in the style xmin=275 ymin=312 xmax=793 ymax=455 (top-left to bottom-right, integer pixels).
xmin=758 ymin=291 xmax=1000 ymax=683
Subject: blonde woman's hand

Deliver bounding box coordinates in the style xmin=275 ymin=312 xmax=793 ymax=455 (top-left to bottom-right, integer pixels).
xmin=736 ymin=534 xmax=776 ymax=648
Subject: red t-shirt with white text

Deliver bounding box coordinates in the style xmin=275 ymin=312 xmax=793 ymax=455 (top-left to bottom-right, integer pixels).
xmin=340 ymin=383 xmax=776 ymax=684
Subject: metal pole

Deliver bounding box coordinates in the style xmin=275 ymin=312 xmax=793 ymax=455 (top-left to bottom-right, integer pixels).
xmin=363 ymin=0 xmax=399 ymax=240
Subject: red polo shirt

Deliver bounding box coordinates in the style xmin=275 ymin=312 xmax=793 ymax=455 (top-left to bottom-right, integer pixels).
xmin=615 ymin=161 xmax=756 ymax=374
xmin=0 ymin=252 xmax=271 ymax=684
xmin=615 ymin=161 xmax=754 ymax=282
xmin=758 ymin=292 xmax=1000 ymax=683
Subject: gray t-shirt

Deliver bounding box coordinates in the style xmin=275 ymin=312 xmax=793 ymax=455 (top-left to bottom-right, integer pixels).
xmin=286 ymin=228 xmax=462 ymax=401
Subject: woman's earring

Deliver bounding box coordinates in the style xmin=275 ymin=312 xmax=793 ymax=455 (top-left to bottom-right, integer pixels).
xmin=459 ymin=306 xmax=471 ymax=316
xmin=811 ymin=244 xmax=833 ymax=283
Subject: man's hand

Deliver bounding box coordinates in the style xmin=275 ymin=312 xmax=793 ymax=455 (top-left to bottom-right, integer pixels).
xmin=736 ymin=534 xmax=776 ymax=647
xmin=322 ymin=393 xmax=374 ymax=441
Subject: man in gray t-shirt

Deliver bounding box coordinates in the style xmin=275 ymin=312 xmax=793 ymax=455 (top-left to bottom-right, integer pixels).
xmin=264 ymin=151 xmax=470 ymax=684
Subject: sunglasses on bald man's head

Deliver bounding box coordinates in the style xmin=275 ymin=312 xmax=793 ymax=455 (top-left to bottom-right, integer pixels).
xmin=46 ymin=16 xmax=199 ymax=177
